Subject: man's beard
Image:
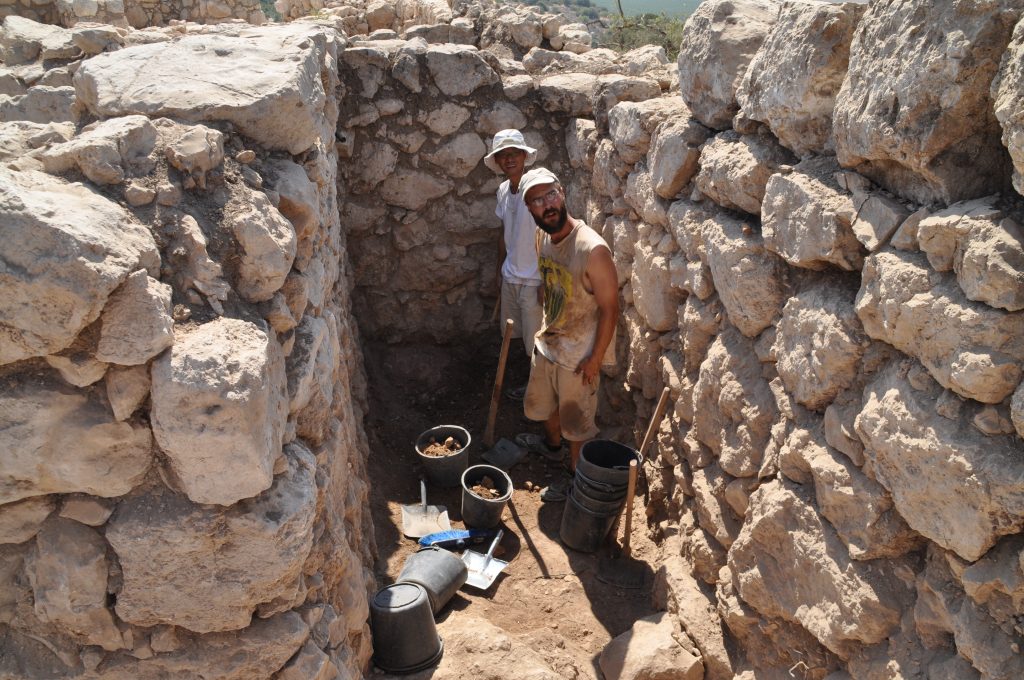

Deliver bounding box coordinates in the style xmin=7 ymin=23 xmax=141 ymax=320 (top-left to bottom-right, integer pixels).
xmin=534 ymin=204 xmax=567 ymax=234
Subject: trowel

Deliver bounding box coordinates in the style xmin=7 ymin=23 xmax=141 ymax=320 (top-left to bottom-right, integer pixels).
xmin=401 ymin=479 xmax=451 ymax=539
xmin=462 ymin=530 xmax=509 ymax=591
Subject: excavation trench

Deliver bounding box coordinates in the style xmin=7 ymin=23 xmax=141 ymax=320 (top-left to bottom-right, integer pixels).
xmin=361 ymin=335 xmax=660 ymax=677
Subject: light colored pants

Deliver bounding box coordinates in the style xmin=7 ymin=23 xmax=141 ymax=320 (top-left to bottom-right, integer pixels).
xmin=500 ymin=281 xmax=542 ymax=357
xmin=523 ymin=350 xmax=600 ymax=441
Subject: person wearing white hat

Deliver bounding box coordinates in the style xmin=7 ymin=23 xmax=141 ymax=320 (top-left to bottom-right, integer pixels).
xmin=484 ymin=129 xmax=542 ymax=401
xmin=513 ymin=167 xmax=619 ymax=502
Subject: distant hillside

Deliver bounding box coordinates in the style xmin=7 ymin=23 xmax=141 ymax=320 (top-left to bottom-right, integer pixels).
xmin=590 ymin=0 xmax=703 ymax=17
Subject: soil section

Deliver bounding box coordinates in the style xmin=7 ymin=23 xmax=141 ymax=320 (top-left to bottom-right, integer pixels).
xmin=364 ymin=335 xmax=659 ymax=678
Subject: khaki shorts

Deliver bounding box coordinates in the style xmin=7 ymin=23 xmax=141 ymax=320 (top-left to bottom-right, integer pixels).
xmin=500 ymin=281 xmax=543 ymax=357
xmin=523 ymin=350 xmax=600 ymax=441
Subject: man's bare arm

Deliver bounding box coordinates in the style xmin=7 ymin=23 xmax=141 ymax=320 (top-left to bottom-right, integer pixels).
xmin=576 ymin=245 xmax=619 ymax=384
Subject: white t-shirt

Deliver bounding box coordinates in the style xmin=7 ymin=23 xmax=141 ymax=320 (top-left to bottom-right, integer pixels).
xmin=495 ymin=179 xmax=542 ymax=286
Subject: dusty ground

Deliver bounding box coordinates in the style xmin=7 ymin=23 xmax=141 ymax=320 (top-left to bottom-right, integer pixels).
xmin=363 ymin=335 xmax=660 ymax=678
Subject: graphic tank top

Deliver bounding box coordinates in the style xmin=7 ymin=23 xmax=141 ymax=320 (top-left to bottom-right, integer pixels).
xmin=534 ymin=221 xmax=616 ymax=370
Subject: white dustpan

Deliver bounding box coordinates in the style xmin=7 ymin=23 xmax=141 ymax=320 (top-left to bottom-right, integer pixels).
xmin=462 ymin=530 xmax=508 ymax=591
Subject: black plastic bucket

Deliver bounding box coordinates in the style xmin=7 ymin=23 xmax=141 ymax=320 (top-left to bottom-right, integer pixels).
xmin=461 ymin=464 xmax=512 ymax=529
xmin=559 ymin=487 xmax=620 ymax=553
xmin=370 ymin=583 xmax=444 ymax=674
xmin=576 ymin=440 xmax=640 ymax=486
xmin=573 ymin=468 xmax=628 ymax=502
xmin=397 ymin=546 xmax=468 ymax=614
xmin=416 ymin=425 xmax=470 ymax=488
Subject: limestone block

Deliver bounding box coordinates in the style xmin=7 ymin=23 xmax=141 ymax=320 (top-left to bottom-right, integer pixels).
xmin=228 ymin=190 xmax=297 ymax=302
xmin=566 ymin=117 xmax=597 ymax=171
xmin=44 ymin=353 xmax=109 ymax=387
xmin=502 ymin=73 xmax=533 ymax=99
xmin=0 ymin=368 xmax=152 ymax=505
xmin=365 ymin=0 xmax=395 ymax=31
xmin=164 ymin=123 xmax=224 ymax=183
xmin=855 ymin=360 xmax=1024 ymax=562
xmin=423 ymin=132 xmax=486 ymax=178
xmin=476 ymin=101 xmax=527 ymax=136
xmin=772 ymin=280 xmax=866 ymax=411
xmin=593 ymin=75 xmax=662 ymax=128
xmin=621 ymin=44 xmax=669 ymax=76
xmin=676 ymin=0 xmax=779 ymax=130
xmin=536 ymin=72 xmax=599 ymax=117
xmin=556 ymin=23 xmax=592 ymax=54
xmin=623 ymin=165 xmax=667 ymax=227
xmin=150 ymin=318 xmax=287 ymax=506
xmin=624 ymin=308 xmax=662 ymax=399
xmin=761 ymin=156 xmax=862 ymax=271
xmin=350 ymin=140 xmax=398 ymax=195
xmin=420 ymin=102 xmax=470 ymax=137
xmin=917 ymin=198 xmax=1024 ymax=312
xmin=0 ymin=121 xmax=74 ymax=164
xmin=737 ymin=0 xmax=865 ymax=157
xmin=59 ymin=496 xmax=114 ymax=527
xmin=855 ymin=250 xmax=1024 ymax=403
xmin=648 ymin=116 xmax=711 ymax=199
xmin=276 ymin=640 xmax=338 ymax=680
xmin=849 ymin=190 xmax=910 ymax=253
xmin=695 ymin=130 xmax=795 ymax=215
xmin=599 ymin=612 xmax=703 ymax=680
xmin=0 ymin=85 xmax=82 ymax=124
xmin=424 ymin=44 xmax=498 ymax=97
xmin=391 ymin=50 xmax=422 ymax=93
xmin=96 ymin=611 xmax=309 ymax=679
xmin=107 ymin=448 xmax=316 ymax=633
xmin=692 ymin=464 xmax=741 ymax=550
xmin=730 ymin=479 xmax=907 ymax=658
xmin=703 ymin=210 xmax=787 ymax=338
xmin=287 ymin=315 xmax=337 ymax=416
xmin=164 ymin=213 xmax=230 ymax=310
xmin=75 ymin=24 xmax=333 ymax=154
xmin=95 ymin=270 xmax=173 ymax=366
xmin=26 ymin=518 xmax=123 ymax=650
xmin=680 ymin=294 xmax=723 ymax=374
xmin=71 ymin=24 xmax=123 ymax=56
xmin=631 ymin=240 xmax=678 ymax=332
xmin=592 ymin=138 xmax=627 ymax=200
xmin=833 ymin=0 xmax=1017 ymax=204
xmin=693 ymin=327 xmax=776 ymax=478
xmin=105 ymin=364 xmax=150 ymax=422
xmin=0 ymin=496 xmax=55 ymax=545
xmin=268 ymin=158 xmax=319 ymax=267
xmin=992 ymin=17 xmax=1024 ymax=197
xmin=38 ymin=114 xmax=156 ymax=185
xmin=0 ymin=16 xmax=79 ymax=65
xmin=342 ymin=45 xmax=388 ymax=98
xmin=379 ymin=168 xmax=452 ymax=210
xmin=607 ymin=96 xmax=688 ymax=165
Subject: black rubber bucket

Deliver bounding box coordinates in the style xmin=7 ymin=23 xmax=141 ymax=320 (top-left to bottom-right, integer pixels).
xmin=576 ymin=439 xmax=640 ymax=486
xmin=573 ymin=468 xmax=628 ymax=503
xmin=397 ymin=546 xmax=468 ymax=614
xmin=370 ymin=583 xmax=444 ymax=674
xmin=415 ymin=425 xmax=470 ymax=488
xmin=461 ymin=464 xmax=512 ymax=529
xmin=559 ymin=487 xmax=620 ymax=553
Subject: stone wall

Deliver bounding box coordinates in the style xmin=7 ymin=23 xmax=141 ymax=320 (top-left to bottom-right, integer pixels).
xmin=1 ymin=0 xmax=265 ymax=28
xmin=0 ymin=16 xmax=375 ymax=679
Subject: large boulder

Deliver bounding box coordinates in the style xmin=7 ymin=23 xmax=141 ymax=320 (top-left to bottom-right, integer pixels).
xmin=424 ymin=44 xmax=499 ymax=96
xmin=737 ymin=0 xmax=866 ymax=156
xmin=832 ymin=0 xmax=1018 ymax=204
xmin=607 ymin=96 xmax=689 ymax=165
xmin=855 ymin=361 xmax=1024 ymax=562
xmin=0 ymin=369 xmax=153 ymax=505
xmin=106 ymin=447 xmax=317 ymax=633
xmin=695 ymin=130 xmax=795 ymax=215
xmin=631 ymin=239 xmax=678 ymax=332
xmin=648 ymin=116 xmax=712 ymax=199
xmin=75 ymin=24 xmax=336 ymax=154
xmin=676 ymin=0 xmax=780 ymax=130
xmin=0 ymin=166 xmax=158 ymax=365
xmin=95 ymin=270 xmax=174 ymax=366
xmin=855 ymin=249 xmax=1024 ymax=403
xmin=227 ymin=190 xmax=297 ymax=302
xmin=599 ymin=612 xmax=704 ymax=680
xmin=729 ymin=479 xmax=909 ymax=658
xmin=993 ymin=17 xmax=1024 ymax=197
xmin=150 ymin=318 xmax=288 ymax=506
xmin=36 ymin=114 xmax=157 ymax=185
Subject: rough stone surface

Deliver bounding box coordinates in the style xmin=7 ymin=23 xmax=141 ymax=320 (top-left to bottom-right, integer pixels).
xmin=0 ymin=496 xmax=55 ymax=545
xmin=648 ymin=116 xmax=711 ymax=199
xmin=0 ymin=166 xmax=158 ymax=365
xmin=855 ymin=249 xmax=1024 ymax=403
xmin=95 ymin=270 xmax=174 ymax=365
xmin=832 ymin=0 xmax=1017 ymax=204
xmin=75 ymin=24 xmax=335 ymax=154
xmin=105 ymin=364 xmax=151 ymax=422
xmin=695 ymin=130 xmax=795 ymax=215
xmin=738 ymin=0 xmax=866 ymax=157
xmin=106 ymin=447 xmax=316 ymax=633
xmin=599 ymin=611 xmax=704 ymax=680
xmin=762 ymin=157 xmax=862 ymax=271
xmin=150 ymin=318 xmax=287 ymax=506
xmin=676 ymin=0 xmax=779 ymax=130
xmin=37 ymin=114 xmax=157 ymax=185
xmin=0 ymin=369 xmax=153 ymax=505
xmin=424 ymin=44 xmax=499 ymax=96
xmin=730 ymin=479 xmax=908 ymax=659
xmin=855 ymin=360 xmax=1024 ymax=562
xmin=228 ymin=190 xmax=297 ymax=302
xmin=993 ymin=16 xmax=1024 ymax=197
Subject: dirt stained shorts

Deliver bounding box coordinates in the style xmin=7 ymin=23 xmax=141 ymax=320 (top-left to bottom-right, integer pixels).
xmin=500 ymin=281 xmax=543 ymax=357
xmin=523 ymin=350 xmax=600 ymax=441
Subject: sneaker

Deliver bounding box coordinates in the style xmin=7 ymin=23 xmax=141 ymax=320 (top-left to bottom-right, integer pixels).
xmin=504 ymin=384 xmax=527 ymax=401
xmin=540 ymin=479 xmax=568 ymax=503
xmin=515 ymin=432 xmax=564 ymax=462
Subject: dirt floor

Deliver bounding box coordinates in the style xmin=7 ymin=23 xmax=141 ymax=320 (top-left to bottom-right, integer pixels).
xmin=363 ymin=335 xmax=660 ymax=678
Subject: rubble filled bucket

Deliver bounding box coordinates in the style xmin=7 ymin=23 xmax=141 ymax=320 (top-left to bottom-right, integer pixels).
xmin=397 ymin=546 xmax=468 ymax=615
xmin=461 ymin=464 xmax=513 ymax=529
xmin=576 ymin=439 xmax=641 ymax=486
xmin=559 ymin=487 xmax=620 ymax=553
xmin=415 ymin=425 xmax=471 ymax=488
xmin=370 ymin=582 xmax=444 ymax=674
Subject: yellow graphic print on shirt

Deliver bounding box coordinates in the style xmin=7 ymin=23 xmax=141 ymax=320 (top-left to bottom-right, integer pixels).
xmin=539 ymin=255 xmax=572 ymax=327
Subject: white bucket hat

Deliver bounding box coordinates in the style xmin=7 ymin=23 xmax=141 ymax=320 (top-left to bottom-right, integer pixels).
xmin=483 ymin=129 xmax=538 ymax=173
xmin=519 ymin=167 xmax=560 ymax=197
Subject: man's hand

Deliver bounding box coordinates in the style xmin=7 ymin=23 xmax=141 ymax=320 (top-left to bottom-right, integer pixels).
xmin=575 ymin=354 xmax=601 ymax=386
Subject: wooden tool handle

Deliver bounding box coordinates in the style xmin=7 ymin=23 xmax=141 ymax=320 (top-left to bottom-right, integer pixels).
xmin=638 ymin=386 xmax=671 ymax=459
xmin=621 ymin=459 xmax=638 ymax=557
xmin=483 ymin=319 xmax=514 ymax=447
